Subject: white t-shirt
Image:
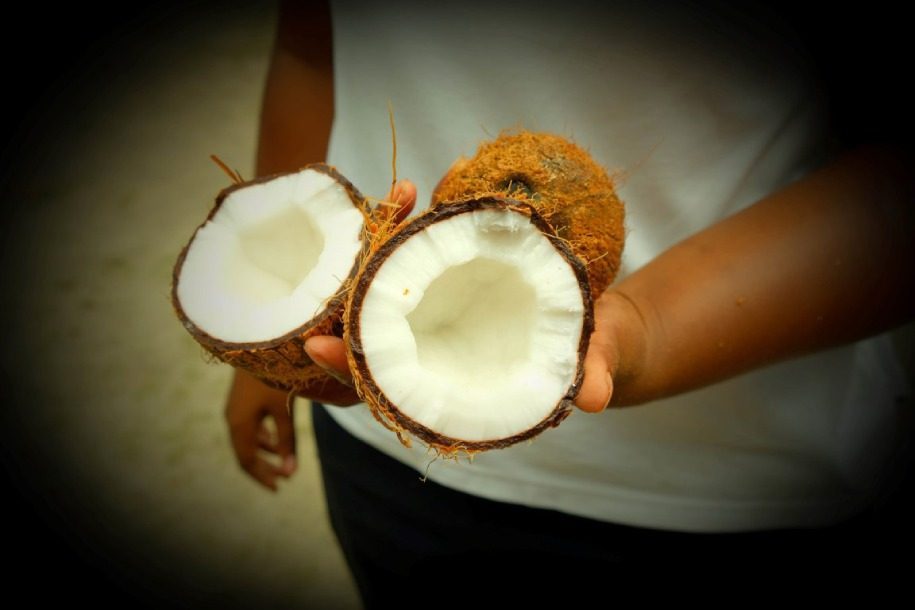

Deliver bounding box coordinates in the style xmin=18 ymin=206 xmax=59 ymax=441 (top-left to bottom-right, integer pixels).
xmin=322 ymin=0 xmax=909 ymax=532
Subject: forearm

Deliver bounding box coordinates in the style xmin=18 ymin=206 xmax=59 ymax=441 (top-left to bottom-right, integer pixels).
xmin=232 ymin=0 xmax=333 ymax=394
xmin=608 ymin=146 xmax=914 ymax=406
xmin=255 ymin=0 xmax=333 ymax=176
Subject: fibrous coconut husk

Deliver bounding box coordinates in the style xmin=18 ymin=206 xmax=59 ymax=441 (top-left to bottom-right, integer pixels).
xmin=344 ymin=197 xmax=594 ymax=456
xmin=432 ymin=130 xmax=625 ymax=298
xmin=172 ymin=163 xmax=367 ymax=395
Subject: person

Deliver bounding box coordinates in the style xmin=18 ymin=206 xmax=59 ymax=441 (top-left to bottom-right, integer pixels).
xmin=224 ymin=0 xmax=914 ymax=600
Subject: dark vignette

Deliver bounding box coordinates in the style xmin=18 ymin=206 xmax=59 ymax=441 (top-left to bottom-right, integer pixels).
xmin=1 ymin=0 xmax=912 ymax=605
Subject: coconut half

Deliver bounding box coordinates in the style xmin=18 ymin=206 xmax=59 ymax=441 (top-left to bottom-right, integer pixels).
xmin=173 ymin=164 xmax=367 ymax=393
xmin=346 ymin=198 xmax=594 ymax=453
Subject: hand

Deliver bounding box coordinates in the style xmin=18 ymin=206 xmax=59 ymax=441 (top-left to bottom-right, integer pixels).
xmin=303 ymin=179 xmax=417 ymax=395
xmin=306 ymin=180 xmax=644 ymax=415
xmin=309 ymin=287 xmax=647 ymax=415
xmin=577 ymin=148 xmax=914 ymax=412
xmin=573 ymin=290 xmax=647 ymax=413
xmin=225 ymin=368 xmax=298 ymax=491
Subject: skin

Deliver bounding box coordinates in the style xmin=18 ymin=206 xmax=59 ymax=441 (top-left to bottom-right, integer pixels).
xmin=225 ymin=0 xmax=414 ymax=490
xmin=226 ymin=1 xmax=914 ymax=490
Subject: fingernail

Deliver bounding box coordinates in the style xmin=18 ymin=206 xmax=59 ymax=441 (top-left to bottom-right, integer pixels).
xmin=601 ymin=373 xmax=614 ymax=412
xmin=283 ymin=455 xmax=297 ymax=475
xmin=327 ymin=369 xmax=354 ymax=387
xmin=306 ymin=343 xmax=340 ymax=376
xmin=304 ymin=340 xmax=325 ymax=364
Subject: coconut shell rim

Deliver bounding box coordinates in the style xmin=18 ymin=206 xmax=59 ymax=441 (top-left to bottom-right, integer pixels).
xmin=171 ymin=162 xmax=368 ymax=353
xmin=346 ymin=196 xmax=594 ymax=453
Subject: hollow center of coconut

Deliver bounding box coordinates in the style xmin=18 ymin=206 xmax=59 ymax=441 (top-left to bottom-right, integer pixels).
xmin=358 ymin=207 xmax=586 ymax=443
xmin=176 ymin=168 xmax=364 ymax=343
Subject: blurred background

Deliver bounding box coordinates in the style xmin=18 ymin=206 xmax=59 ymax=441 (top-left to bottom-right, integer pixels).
xmin=1 ymin=1 xmax=913 ymax=606
xmin=1 ymin=3 xmax=359 ymax=608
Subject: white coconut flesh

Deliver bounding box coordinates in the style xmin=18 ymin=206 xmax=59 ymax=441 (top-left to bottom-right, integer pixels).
xmin=358 ymin=208 xmax=586 ymax=443
xmin=177 ymin=169 xmax=364 ymax=343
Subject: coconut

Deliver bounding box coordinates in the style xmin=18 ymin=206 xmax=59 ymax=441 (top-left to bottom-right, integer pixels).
xmin=345 ymin=198 xmax=595 ymax=454
xmin=346 ymin=132 xmax=624 ymax=455
xmin=172 ymin=163 xmax=368 ymax=394
xmin=432 ymin=130 xmax=625 ymax=298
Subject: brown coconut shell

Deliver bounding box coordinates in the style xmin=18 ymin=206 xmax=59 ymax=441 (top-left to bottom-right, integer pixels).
xmin=431 ymin=131 xmax=625 ymax=299
xmin=344 ymin=197 xmax=594 ymax=455
xmin=172 ymin=163 xmax=368 ymax=395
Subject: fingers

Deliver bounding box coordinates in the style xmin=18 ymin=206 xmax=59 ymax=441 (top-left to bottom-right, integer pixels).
xmin=382 ymin=179 xmax=417 ymax=224
xmin=227 ymin=407 xmax=289 ymax=491
xmin=225 ymin=370 xmax=298 ymax=490
xmin=574 ymin=348 xmax=614 ymax=413
xmin=273 ymin=397 xmax=297 ymax=475
xmin=305 ymin=336 xmax=353 ymax=385
xmin=245 ymin=456 xmax=288 ymax=492
xmin=296 ymin=180 xmax=414 ymax=409
xmin=257 ymin=424 xmax=275 ymax=451
xmin=309 ymin=378 xmax=363 ymax=406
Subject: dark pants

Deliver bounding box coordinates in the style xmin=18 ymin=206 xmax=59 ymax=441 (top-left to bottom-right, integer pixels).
xmin=312 ymin=403 xmax=893 ymax=605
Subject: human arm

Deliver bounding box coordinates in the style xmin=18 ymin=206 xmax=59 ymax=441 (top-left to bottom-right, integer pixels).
xmin=574 ymin=146 xmax=915 ymax=411
xmin=225 ymin=0 xmax=336 ymax=490
xmin=305 ymin=147 xmax=914 ymax=413
xmin=255 ymin=0 xmax=334 ymax=176
xmin=224 ymin=1 xmax=418 ymax=489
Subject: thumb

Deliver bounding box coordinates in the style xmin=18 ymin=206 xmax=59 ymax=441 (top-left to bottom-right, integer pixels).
xmin=574 ymin=349 xmax=614 ymax=413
